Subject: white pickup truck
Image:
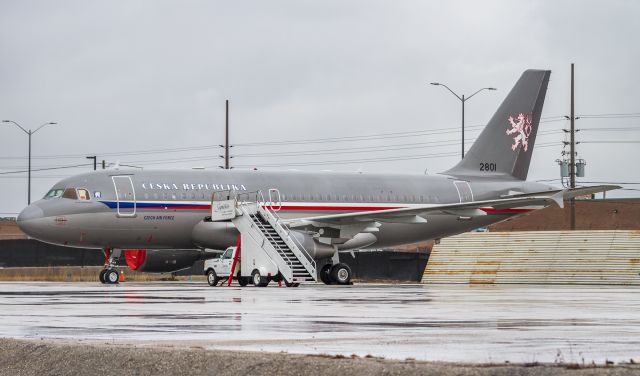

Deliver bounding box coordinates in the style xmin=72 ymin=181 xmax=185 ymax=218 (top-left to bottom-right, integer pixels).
xmin=204 ymin=247 xmax=250 ymax=286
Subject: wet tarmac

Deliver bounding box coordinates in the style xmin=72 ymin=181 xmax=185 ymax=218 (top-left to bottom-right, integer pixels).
xmin=0 ymin=282 xmax=639 ymax=363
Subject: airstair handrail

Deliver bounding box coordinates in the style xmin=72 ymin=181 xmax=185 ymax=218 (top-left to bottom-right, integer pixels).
xmin=262 ymin=207 xmax=316 ymax=270
xmin=256 ymin=191 xmax=316 ymax=273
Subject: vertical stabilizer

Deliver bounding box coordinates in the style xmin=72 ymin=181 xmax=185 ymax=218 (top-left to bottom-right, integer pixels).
xmin=445 ymin=69 xmax=551 ymax=180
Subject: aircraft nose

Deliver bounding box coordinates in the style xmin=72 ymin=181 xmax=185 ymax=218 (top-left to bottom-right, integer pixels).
xmin=17 ymin=204 xmax=44 ymax=236
xmin=17 ymin=204 xmax=44 ymax=222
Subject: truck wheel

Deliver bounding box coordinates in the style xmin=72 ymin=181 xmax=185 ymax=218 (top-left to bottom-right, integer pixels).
xmin=330 ymin=263 xmax=352 ymax=285
xmin=237 ymin=272 xmax=249 ymax=287
xmin=251 ymin=270 xmax=269 ymax=287
xmin=206 ymin=269 xmax=219 ymax=286
xmin=320 ymin=264 xmax=333 ymax=285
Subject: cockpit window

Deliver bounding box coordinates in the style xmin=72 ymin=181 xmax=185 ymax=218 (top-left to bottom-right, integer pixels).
xmin=77 ymin=188 xmax=90 ymax=201
xmin=44 ymin=189 xmax=64 ymax=199
xmin=62 ymin=188 xmax=78 ymax=200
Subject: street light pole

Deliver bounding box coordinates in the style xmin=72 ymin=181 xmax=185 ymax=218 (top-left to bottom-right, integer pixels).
xmin=2 ymin=120 xmax=57 ymax=204
xmin=430 ymin=83 xmax=496 ymax=159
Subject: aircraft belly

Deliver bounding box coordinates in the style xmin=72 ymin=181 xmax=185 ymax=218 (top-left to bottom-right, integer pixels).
xmin=371 ymin=213 xmax=513 ymax=249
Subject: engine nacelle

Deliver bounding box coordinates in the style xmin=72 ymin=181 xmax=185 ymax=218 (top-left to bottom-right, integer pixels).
xmin=290 ymin=231 xmax=336 ymax=259
xmin=191 ymin=220 xmax=238 ymax=249
xmin=124 ymin=249 xmax=203 ymax=273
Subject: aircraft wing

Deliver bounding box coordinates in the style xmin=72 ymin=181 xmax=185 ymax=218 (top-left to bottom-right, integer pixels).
xmin=500 ymin=185 xmax=620 ymax=203
xmin=287 ymin=185 xmax=619 ymax=227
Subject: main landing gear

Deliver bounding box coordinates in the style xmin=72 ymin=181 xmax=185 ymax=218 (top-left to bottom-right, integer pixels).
xmin=99 ymin=248 xmax=122 ymax=285
xmin=320 ymin=263 xmax=353 ymax=285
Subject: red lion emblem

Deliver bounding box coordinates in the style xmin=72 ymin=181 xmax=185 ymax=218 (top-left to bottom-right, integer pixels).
xmin=506 ymin=112 xmax=533 ymax=152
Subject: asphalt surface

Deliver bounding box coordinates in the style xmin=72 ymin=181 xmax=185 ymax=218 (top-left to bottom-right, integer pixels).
xmin=1 ymin=282 xmax=639 ymax=366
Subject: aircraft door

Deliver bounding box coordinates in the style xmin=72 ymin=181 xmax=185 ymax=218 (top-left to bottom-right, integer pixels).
xmin=268 ymin=188 xmax=282 ymax=211
xmin=112 ymin=175 xmax=137 ymax=217
xmin=453 ymin=181 xmax=474 ymax=203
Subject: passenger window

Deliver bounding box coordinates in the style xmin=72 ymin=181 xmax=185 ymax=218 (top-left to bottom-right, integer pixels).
xmin=77 ymin=188 xmax=90 ymax=201
xmin=62 ymin=188 xmax=78 ymax=200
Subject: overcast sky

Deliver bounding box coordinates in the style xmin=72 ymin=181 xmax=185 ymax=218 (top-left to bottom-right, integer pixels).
xmin=1 ymin=0 xmax=639 ymax=215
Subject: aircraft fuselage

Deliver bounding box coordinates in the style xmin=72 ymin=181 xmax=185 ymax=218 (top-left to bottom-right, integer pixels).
xmin=17 ymin=169 xmax=554 ymax=251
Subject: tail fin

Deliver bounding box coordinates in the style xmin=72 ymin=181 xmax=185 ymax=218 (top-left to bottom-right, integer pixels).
xmin=445 ymin=69 xmax=551 ymax=180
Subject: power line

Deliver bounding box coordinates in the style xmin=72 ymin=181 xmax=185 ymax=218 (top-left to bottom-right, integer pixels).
xmin=232 ymin=125 xmax=486 ymax=147
xmin=230 ymin=143 xmax=562 ymax=169
xmin=577 ymin=181 xmax=640 ymax=185
xmin=0 ymin=163 xmax=93 ymax=175
xmin=232 ymin=152 xmax=460 ymax=168
xmin=578 ymin=113 xmax=640 ymax=118
xmin=1 ymin=112 xmax=636 ymax=160
xmin=580 ymin=127 xmax=640 ymax=132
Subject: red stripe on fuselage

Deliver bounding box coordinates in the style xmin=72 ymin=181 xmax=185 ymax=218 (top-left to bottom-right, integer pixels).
xmin=480 ymin=207 xmax=534 ymax=213
xmin=272 ymin=205 xmax=402 ymax=211
xmin=128 ymin=202 xmax=535 ymax=213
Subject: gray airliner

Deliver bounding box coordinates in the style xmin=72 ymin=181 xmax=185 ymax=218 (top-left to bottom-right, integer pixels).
xmin=15 ymin=69 xmax=616 ymax=284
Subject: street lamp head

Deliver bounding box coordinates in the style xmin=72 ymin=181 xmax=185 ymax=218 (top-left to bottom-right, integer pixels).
xmin=488 ymin=87 xmax=497 ymax=91
xmin=430 ymin=82 xmax=440 ymax=86
xmin=2 ymin=120 xmax=11 ymax=123
xmin=48 ymin=122 xmax=57 ymax=125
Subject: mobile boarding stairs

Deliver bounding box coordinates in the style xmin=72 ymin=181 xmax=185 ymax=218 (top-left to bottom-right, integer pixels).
xmin=210 ymin=189 xmax=317 ymax=285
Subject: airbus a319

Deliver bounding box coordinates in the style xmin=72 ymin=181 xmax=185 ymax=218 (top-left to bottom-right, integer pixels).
xmin=15 ymin=69 xmax=617 ymax=285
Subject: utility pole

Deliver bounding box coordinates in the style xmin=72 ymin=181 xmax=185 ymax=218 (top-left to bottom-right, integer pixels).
xmin=461 ymin=94 xmax=465 ymax=159
xmin=570 ymin=63 xmax=576 ymax=230
xmin=219 ymin=100 xmax=232 ymax=169
xmin=225 ymin=99 xmax=230 ymax=169
xmin=86 ymin=156 xmax=97 ymax=170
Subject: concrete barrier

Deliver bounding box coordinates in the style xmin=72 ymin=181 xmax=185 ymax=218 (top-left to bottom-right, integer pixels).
xmin=423 ymin=230 xmax=640 ymax=285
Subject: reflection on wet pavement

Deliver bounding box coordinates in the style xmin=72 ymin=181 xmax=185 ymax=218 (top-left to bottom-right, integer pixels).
xmin=1 ymin=282 xmax=639 ymax=363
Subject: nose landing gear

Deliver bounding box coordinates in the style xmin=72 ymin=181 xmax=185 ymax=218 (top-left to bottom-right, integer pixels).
xmin=100 ymin=248 xmax=122 ymax=284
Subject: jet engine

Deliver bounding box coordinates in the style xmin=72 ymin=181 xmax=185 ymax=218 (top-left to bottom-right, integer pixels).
xmin=191 ymin=220 xmax=238 ymax=249
xmin=289 ymin=231 xmax=336 ymax=259
xmin=124 ymin=249 xmax=203 ymax=273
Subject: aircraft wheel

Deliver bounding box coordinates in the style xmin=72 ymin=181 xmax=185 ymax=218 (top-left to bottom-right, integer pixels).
xmin=251 ymin=270 xmax=269 ymax=287
xmin=206 ymin=269 xmax=219 ymax=287
xmin=99 ymin=269 xmax=107 ymax=284
xmin=320 ymin=264 xmax=333 ymax=285
xmin=105 ymin=269 xmax=120 ymax=284
xmin=330 ymin=263 xmax=352 ymax=285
